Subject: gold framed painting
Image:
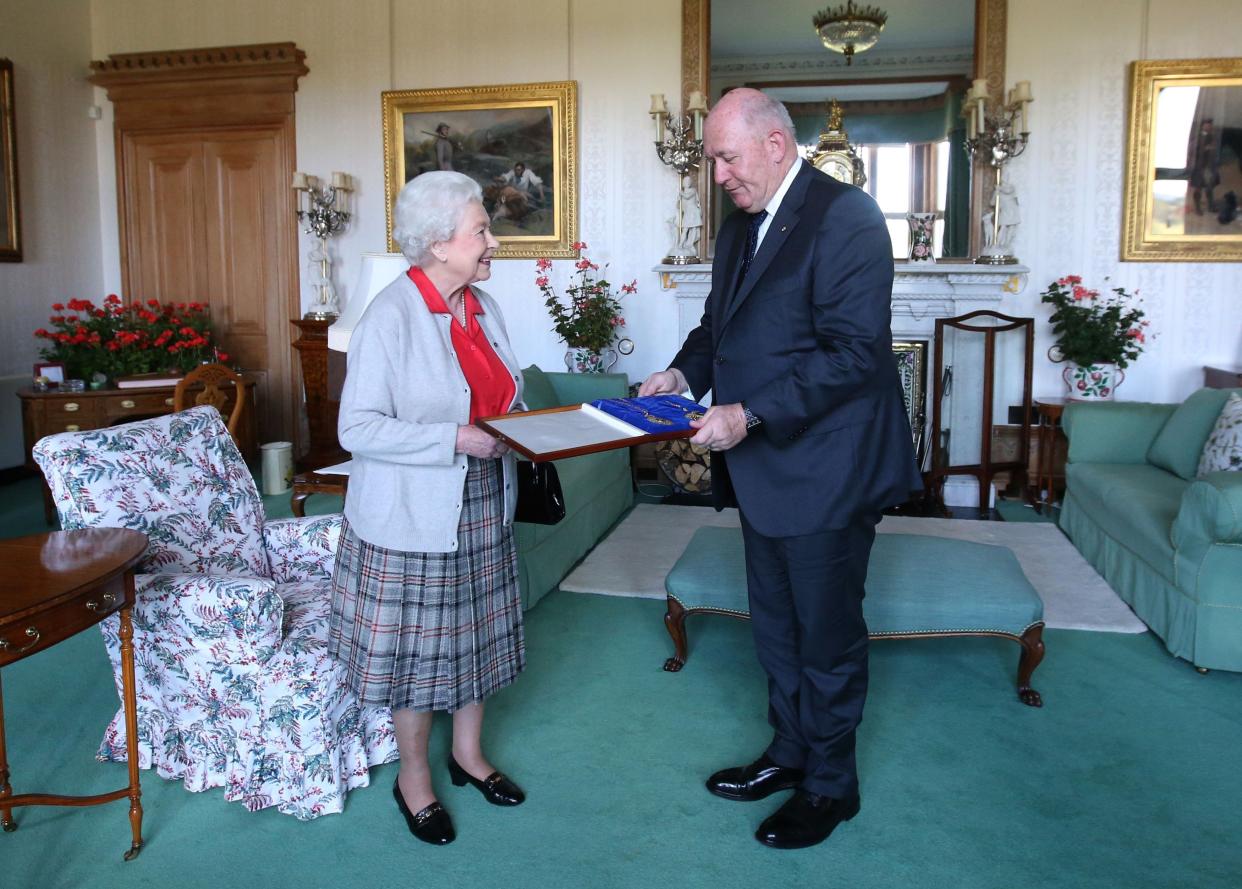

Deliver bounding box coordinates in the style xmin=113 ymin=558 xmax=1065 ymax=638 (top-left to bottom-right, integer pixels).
xmin=1 ymin=59 xmax=21 ymax=263
xmin=381 ymin=80 xmax=578 ymax=259
xmin=1122 ymin=57 xmax=1242 ymax=262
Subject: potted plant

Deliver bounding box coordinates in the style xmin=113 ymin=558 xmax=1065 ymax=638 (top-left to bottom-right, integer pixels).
xmin=1040 ymin=275 xmax=1150 ymax=401
xmin=535 ymin=243 xmax=635 ymax=373
xmin=34 ymin=295 xmax=228 ymax=385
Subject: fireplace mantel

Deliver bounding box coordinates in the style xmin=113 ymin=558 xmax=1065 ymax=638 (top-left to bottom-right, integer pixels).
xmin=656 ymin=261 xmax=1029 ymax=344
xmin=655 ymin=260 xmax=1031 ymax=507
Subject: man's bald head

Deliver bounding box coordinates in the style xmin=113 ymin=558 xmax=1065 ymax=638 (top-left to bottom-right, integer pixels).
xmin=704 ymin=88 xmax=799 ymax=212
xmin=709 ymin=88 xmax=797 ymax=149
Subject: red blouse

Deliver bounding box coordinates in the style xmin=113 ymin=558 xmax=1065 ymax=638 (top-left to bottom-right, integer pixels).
xmin=408 ymin=266 xmax=516 ymax=422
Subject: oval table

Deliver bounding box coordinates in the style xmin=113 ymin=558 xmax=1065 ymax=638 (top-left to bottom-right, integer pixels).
xmin=0 ymin=528 xmax=148 ymax=861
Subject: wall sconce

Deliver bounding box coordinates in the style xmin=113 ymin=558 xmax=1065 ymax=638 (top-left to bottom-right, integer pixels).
xmin=963 ymin=80 xmax=1033 ymax=265
xmin=650 ymin=91 xmax=707 ymax=265
xmin=292 ymin=171 xmax=352 ymax=319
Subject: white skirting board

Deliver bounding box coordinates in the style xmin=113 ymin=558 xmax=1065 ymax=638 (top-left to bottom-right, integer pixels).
xmin=0 ymin=375 xmax=27 ymax=470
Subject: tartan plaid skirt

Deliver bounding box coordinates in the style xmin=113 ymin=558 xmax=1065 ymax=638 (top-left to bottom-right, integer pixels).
xmin=328 ymin=457 xmax=525 ymax=713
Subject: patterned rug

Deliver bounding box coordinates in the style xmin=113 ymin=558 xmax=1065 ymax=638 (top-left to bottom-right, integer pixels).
xmin=560 ymin=504 xmax=1147 ymax=633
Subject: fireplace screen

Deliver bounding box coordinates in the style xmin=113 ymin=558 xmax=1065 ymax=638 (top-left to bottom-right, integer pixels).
xmin=891 ymin=340 xmax=928 ymax=467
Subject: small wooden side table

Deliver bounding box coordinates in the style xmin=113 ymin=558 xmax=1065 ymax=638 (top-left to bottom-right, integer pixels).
xmin=1032 ymin=397 xmax=1068 ymax=513
xmin=1204 ymin=366 xmax=1242 ymax=389
xmin=290 ymin=471 xmax=349 ymax=517
xmin=0 ymin=528 xmax=148 ymax=861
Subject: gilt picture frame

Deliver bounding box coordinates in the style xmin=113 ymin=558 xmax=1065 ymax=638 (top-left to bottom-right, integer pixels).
xmin=382 ymin=80 xmax=578 ymax=259
xmin=1 ymin=59 xmax=21 ymax=263
xmin=1122 ymin=57 xmax=1242 ymax=262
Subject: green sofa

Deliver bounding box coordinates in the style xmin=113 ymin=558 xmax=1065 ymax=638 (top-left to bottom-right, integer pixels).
xmin=514 ymin=367 xmax=633 ymax=610
xmin=1060 ymin=388 xmax=1242 ymax=671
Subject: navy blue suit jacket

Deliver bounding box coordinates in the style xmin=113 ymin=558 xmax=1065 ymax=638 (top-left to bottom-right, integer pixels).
xmin=671 ymin=162 xmax=921 ymax=537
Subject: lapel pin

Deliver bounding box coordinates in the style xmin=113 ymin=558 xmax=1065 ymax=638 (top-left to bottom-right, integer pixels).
xmin=780 ymin=225 xmax=787 ymax=232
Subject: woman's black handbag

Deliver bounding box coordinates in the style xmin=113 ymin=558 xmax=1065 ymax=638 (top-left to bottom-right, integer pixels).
xmin=514 ymin=460 xmax=565 ymax=525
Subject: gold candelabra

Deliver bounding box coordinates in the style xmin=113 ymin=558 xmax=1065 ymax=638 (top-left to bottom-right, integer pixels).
xmin=291 ymin=171 xmax=353 ymax=319
xmin=962 ymin=79 xmax=1033 ymax=265
xmin=650 ymin=91 xmax=708 ymax=265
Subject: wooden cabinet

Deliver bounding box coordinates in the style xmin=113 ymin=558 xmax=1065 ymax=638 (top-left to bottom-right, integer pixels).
xmin=290 ymin=318 xmax=348 ymax=472
xmin=89 ymin=43 xmax=307 ymax=452
xmin=18 ymin=384 xmax=257 ymax=524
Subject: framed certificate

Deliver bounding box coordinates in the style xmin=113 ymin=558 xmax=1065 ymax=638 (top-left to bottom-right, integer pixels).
xmin=477 ymin=396 xmax=705 ymax=462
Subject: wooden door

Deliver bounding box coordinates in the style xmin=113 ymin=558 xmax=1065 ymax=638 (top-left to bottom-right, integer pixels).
xmin=121 ymin=130 xmax=292 ymax=444
xmin=125 ymin=137 xmax=208 ymax=301
xmin=202 ymin=131 xmax=290 ymax=444
xmin=91 ymin=43 xmax=307 ymax=450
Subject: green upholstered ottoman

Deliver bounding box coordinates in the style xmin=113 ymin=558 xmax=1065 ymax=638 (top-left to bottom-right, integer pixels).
xmin=663 ymin=527 xmax=1047 ymax=706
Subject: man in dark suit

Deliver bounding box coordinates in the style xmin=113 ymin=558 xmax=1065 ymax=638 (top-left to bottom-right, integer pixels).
xmin=640 ymin=88 xmax=920 ymax=849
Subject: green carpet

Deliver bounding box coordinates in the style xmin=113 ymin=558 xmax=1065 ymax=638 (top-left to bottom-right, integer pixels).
xmin=996 ymin=495 xmax=1057 ymax=523
xmin=2 ymin=478 xmax=1239 ymax=888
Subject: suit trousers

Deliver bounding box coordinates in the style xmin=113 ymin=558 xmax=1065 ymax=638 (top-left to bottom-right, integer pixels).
xmin=739 ymin=508 xmax=878 ymax=800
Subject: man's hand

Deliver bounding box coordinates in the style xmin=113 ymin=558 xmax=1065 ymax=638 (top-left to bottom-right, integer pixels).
xmin=457 ymin=425 xmax=509 ymax=458
xmin=689 ymin=403 xmax=748 ymax=451
xmin=638 ymin=368 xmax=688 ymax=397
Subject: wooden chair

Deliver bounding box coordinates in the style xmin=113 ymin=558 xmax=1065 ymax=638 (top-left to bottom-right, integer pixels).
xmin=173 ymin=363 xmax=247 ymax=446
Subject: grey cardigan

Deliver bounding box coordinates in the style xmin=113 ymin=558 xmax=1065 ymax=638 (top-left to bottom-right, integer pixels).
xmin=337 ymin=272 xmax=525 ymax=553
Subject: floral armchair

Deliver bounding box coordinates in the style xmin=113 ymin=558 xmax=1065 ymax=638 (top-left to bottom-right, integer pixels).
xmin=32 ymin=406 xmax=396 ymax=819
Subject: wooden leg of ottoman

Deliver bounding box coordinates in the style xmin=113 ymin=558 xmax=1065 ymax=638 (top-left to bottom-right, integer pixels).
xmin=1016 ymin=624 xmax=1046 ymax=708
xmin=663 ymin=597 xmax=689 ymax=673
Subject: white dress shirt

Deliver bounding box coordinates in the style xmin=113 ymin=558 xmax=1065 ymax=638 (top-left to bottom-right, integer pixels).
xmin=754 ymin=158 xmax=803 ymax=251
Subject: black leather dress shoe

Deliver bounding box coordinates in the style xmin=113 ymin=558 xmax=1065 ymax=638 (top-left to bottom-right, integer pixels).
xmin=393 ymin=780 xmax=455 ymax=845
xmin=448 ymin=756 xmax=525 ymax=806
xmin=755 ymin=789 xmax=860 ymax=849
xmin=706 ymin=754 xmax=805 ymax=801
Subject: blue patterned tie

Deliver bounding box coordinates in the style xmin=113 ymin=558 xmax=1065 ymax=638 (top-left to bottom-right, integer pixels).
xmin=740 ymin=209 xmax=768 ymax=281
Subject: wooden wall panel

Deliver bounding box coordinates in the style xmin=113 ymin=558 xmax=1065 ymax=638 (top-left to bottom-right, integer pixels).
xmin=126 ymin=137 xmax=205 ymax=302
xmin=203 ymin=131 xmax=290 ymax=440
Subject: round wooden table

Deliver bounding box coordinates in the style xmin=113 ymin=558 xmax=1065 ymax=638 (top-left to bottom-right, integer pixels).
xmin=0 ymin=528 xmax=148 ymax=861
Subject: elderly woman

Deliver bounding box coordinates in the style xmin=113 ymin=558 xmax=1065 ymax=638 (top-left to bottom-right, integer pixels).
xmin=330 ymin=171 xmax=526 ymax=846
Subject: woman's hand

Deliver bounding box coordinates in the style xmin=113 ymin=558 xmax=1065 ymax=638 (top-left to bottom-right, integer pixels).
xmin=456 ymin=425 xmax=509 ymax=458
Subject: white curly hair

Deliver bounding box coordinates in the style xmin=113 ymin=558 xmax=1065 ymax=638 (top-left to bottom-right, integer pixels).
xmin=392 ymin=171 xmax=484 ymax=266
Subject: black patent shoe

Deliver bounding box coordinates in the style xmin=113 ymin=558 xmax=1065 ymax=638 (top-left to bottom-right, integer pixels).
xmin=755 ymin=789 xmax=860 ymax=849
xmin=706 ymin=754 xmax=805 ymax=801
xmin=393 ymin=780 xmax=455 ymax=845
xmin=448 ymin=756 xmax=526 ymax=806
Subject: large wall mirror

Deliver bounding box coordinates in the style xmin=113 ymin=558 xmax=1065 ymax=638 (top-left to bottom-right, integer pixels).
xmin=682 ymin=0 xmax=1008 ymax=260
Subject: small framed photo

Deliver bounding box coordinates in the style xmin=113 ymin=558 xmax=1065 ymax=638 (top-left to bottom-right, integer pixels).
xmin=34 ymin=361 xmax=65 ymax=387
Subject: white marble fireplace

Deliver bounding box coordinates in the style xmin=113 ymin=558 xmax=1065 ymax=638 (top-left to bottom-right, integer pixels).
xmin=655 ymin=261 xmax=1031 ymax=507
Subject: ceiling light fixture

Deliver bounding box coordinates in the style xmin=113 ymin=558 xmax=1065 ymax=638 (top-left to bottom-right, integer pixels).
xmin=812 ymin=1 xmax=888 ymax=66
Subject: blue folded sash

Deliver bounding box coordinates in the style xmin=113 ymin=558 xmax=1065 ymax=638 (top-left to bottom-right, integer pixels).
xmin=588 ymin=395 xmax=708 ymax=433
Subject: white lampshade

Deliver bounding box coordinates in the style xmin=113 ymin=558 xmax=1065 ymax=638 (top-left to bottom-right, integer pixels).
xmin=327 ymin=252 xmax=409 ymax=352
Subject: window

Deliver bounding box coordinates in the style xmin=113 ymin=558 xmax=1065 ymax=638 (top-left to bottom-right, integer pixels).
xmin=856 ymin=140 xmax=950 ymax=259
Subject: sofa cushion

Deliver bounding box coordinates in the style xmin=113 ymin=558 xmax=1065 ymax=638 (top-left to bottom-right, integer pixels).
xmin=1148 ymin=388 xmax=1238 ymax=480
xmin=1065 ymin=462 xmax=1186 ymax=576
xmin=521 ymin=365 xmax=561 ymax=410
xmin=1197 ymin=393 xmax=1242 ymax=476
